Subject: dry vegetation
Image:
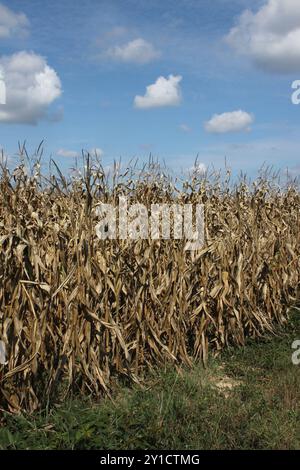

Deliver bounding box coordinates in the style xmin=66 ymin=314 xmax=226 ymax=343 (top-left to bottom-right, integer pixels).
xmin=0 ymin=147 xmax=299 ymax=413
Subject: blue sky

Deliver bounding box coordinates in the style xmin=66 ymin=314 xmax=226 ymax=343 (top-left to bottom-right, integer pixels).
xmin=0 ymin=0 xmax=300 ymax=177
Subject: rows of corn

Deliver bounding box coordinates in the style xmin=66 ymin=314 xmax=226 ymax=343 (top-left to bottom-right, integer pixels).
xmin=0 ymin=154 xmax=299 ymax=413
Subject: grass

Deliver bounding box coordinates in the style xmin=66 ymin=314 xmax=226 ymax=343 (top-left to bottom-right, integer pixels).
xmin=0 ymin=309 xmax=299 ymax=450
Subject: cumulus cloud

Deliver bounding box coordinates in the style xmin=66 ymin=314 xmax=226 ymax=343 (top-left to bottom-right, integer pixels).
xmin=205 ymin=110 xmax=254 ymax=134
xmin=134 ymin=74 xmax=182 ymax=109
xmin=57 ymin=149 xmax=79 ymax=158
xmin=107 ymin=38 xmax=160 ymax=64
xmin=0 ymin=51 xmax=62 ymax=124
xmin=190 ymin=163 xmax=206 ymax=175
xmin=57 ymin=147 xmax=103 ymax=158
xmin=226 ymin=0 xmax=300 ymax=73
xmin=0 ymin=3 xmax=29 ymax=39
xmin=179 ymin=123 xmax=191 ymax=132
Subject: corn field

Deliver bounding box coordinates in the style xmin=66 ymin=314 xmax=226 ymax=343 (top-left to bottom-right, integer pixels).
xmin=0 ymin=149 xmax=299 ymax=413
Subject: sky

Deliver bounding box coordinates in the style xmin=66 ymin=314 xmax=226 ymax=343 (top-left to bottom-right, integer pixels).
xmin=0 ymin=0 xmax=300 ymax=178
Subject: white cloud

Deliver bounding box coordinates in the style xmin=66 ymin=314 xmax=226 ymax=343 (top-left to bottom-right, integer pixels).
xmin=226 ymin=0 xmax=300 ymax=73
xmin=190 ymin=163 xmax=206 ymax=175
xmin=0 ymin=3 xmax=29 ymax=39
xmin=179 ymin=123 xmax=191 ymax=132
xmin=57 ymin=147 xmax=103 ymax=158
xmin=0 ymin=51 xmax=62 ymax=124
xmin=205 ymin=110 xmax=254 ymax=134
xmin=134 ymin=74 xmax=182 ymax=109
xmin=107 ymin=38 xmax=160 ymax=64
xmin=57 ymin=149 xmax=79 ymax=158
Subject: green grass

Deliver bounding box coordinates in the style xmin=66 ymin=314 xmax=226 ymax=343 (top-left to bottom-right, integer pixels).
xmin=1 ymin=309 xmax=299 ymax=450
